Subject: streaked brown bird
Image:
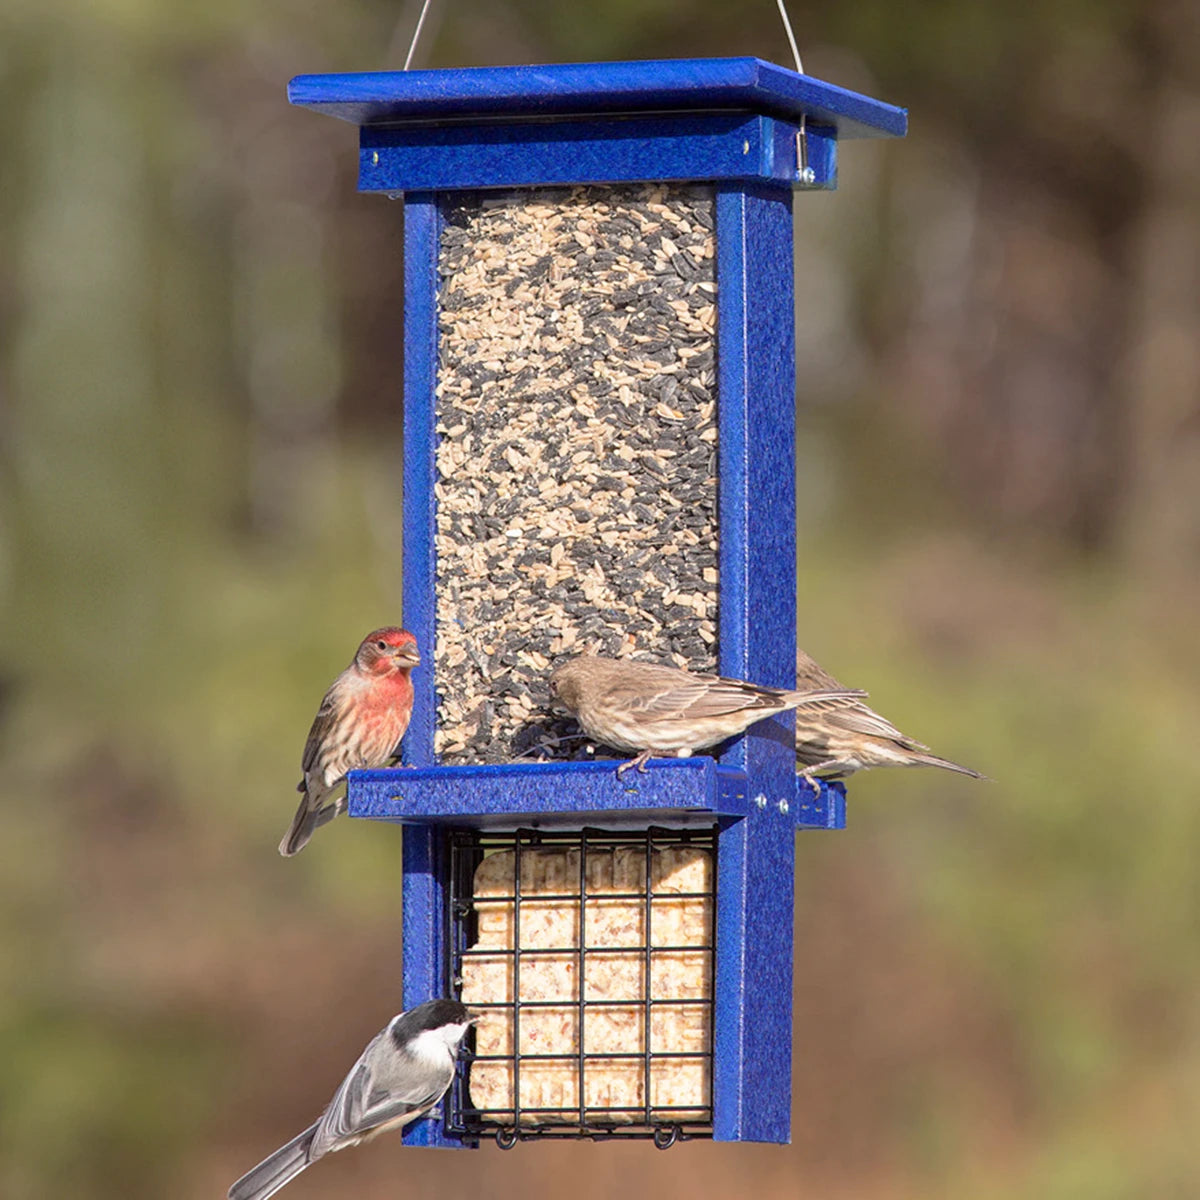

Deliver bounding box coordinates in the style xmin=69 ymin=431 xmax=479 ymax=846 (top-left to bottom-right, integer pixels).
xmin=793 ymin=648 xmax=984 ymax=781
xmin=549 ymin=654 xmax=865 ymax=775
xmin=279 ymin=627 xmax=420 ymax=856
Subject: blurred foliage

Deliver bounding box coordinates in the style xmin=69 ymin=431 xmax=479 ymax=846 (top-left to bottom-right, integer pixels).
xmin=2 ymin=1 xmax=1200 ymax=1198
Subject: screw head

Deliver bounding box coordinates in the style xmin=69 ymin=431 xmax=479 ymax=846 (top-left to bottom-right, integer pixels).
xmin=753 ymin=793 xmax=768 ymax=809
xmin=798 ymin=167 xmax=816 ymax=185
xmin=777 ymin=799 xmax=790 ymax=815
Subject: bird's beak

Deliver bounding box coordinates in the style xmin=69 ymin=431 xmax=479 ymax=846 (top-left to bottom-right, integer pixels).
xmin=466 ymin=1008 xmax=485 ymax=1025
xmin=394 ymin=645 xmax=421 ymax=666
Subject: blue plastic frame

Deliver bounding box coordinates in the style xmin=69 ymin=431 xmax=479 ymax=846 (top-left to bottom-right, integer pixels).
xmin=289 ymin=57 xmax=907 ymax=140
xmin=359 ymin=114 xmax=837 ymax=192
xmin=291 ymin=56 xmax=904 ymax=1149
xmin=353 ymin=758 xmax=845 ymax=830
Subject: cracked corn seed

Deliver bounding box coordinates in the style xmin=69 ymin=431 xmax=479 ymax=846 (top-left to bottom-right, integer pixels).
xmin=434 ymin=185 xmax=718 ymax=763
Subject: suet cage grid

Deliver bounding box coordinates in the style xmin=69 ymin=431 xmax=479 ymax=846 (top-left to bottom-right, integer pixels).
xmin=445 ymin=825 xmax=717 ymax=1145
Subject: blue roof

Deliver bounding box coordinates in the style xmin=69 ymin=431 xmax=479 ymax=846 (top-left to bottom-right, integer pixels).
xmin=289 ymin=57 xmax=906 ymax=140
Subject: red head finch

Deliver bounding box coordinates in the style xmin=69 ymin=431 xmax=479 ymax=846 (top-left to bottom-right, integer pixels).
xmin=793 ymin=648 xmax=984 ymax=781
xmin=228 ymin=998 xmax=475 ymax=1200
xmin=549 ymin=654 xmax=866 ymax=775
xmin=279 ymin=627 xmax=420 ymax=857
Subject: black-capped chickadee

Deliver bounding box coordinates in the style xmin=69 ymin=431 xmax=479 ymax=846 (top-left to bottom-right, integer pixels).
xmin=228 ymin=999 xmax=475 ymax=1200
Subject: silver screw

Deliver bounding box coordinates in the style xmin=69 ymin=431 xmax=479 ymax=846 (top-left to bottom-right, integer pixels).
xmin=777 ymin=799 xmax=790 ymax=815
xmin=798 ymin=167 xmax=816 ymax=185
xmin=753 ymin=793 xmax=767 ymax=809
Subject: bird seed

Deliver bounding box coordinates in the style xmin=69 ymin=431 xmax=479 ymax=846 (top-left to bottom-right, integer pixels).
xmin=434 ymin=185 xmax=719 ymax=763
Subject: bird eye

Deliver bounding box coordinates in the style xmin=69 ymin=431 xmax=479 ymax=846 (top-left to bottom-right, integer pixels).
xmin=376 ymin=640 xmax=388 ymax=651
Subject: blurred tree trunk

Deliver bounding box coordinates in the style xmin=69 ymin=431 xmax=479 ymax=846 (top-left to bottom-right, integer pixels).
xmin=884 ymin=123 xmax=1131 ymax=551
xmin=1119 ymin=1 xmax=1200 ymax=566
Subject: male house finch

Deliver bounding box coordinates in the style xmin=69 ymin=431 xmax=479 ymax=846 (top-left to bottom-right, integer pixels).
xmin=279 ymin=627 xmax=420 ymax=856
xmin=793 ymin=647 xmax=984 ymax=780
xmin=549 ymin=654 xmax=865 ymax=775
xmin=228 ymin=998 xmax=475 ymax=1200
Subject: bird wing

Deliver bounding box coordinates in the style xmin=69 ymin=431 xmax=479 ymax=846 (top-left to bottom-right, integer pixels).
xmin=794 ymin=650 xmax=844 ymax=691
xmin=685 ymin=676 xmax=792 ymax=715
xmin=300 ymin=689 xmax=340 ymax=780
xmin=309 ymin=1037 xmax=446 ymax=1157
xmin=797 ymin=695 xmax=929 ymax=752
xmin=794 ymin=653 xmax=929 ymax=750
xmin=604 ymin=665 xmax=787 ymax=722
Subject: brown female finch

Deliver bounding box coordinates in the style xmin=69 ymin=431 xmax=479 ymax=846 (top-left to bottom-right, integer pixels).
xmin=793 ymin=648 xmax=984 ymax=780
xmin=279 ymin=627 xmax=420 ymax=856
xmin=549 ymin=654 xmax=865 ymax=775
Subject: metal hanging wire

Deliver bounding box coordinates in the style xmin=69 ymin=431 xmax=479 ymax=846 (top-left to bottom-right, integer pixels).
xmin=396 ymin=0 xmax=816 ymax=173
xmin=774 ymin=0 xmax=816 ymax=184
xmin=774 ymin=0 xmax=804 ymax=74
xmin=404 ymin=0 xmax=438 ymax=69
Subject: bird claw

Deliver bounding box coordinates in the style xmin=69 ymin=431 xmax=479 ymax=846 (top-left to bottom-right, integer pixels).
xmin=616 ymin=750 xmax=652 ymax=778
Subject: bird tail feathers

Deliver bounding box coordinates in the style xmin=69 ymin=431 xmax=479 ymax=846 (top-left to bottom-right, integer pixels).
xmin=913 ymin=752 xmax=987 ymax=780
xmin=279 ymin=792 xmax=344 ymax=856
xmin=279 ymin=794 xmax=320 ymax=857
xmin=228 ymin=1123 xmax=318 ymax=1200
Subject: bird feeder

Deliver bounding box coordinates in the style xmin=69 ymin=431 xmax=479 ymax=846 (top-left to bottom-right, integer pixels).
xmin=289 ymin=57 xmax=905 ymax=1149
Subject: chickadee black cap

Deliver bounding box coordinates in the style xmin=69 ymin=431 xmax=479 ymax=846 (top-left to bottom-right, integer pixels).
xmin=391 ymin=998 xmax=472 ymax=1045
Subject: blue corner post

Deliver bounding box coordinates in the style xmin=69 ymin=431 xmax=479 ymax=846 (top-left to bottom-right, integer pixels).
xmin=712 ymin=180 xmax=799 ymax=1142
xmin=289 ymin=57 xmax=905 ymax=1149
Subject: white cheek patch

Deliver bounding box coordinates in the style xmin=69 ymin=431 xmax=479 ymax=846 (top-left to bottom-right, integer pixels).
xmin=444 ymin=1021 xmax=472 ymax=1048
xmin=409 ymin=1024 xmax=466 ymax=1067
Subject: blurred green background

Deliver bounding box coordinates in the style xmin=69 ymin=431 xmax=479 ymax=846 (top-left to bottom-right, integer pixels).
xmin=4 ymin=1 xmax=1200 ymax=1197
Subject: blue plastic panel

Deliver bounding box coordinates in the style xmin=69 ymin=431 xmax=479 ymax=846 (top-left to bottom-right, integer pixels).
xmin=400 ymin=825 xmax=459 ymax=1147
xmin=711 ymin=184 xmax=797 ymax=1144
xmin=349 ymin=758 xmax=753 ymax=827
xmin=801 ymin=124 xmax=837 ymax=190
xmin=794 ymin=776 xmax=848 ymax=830
xmin=399 ymin=194 xmax=440 ymax=770
xmin=359 ymin=114 xmax=833 ymax=192
xmin=351 ymin=760 xmax=849 ymax=829
xmin=290 ymin=57 xmax=906 ymax=141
